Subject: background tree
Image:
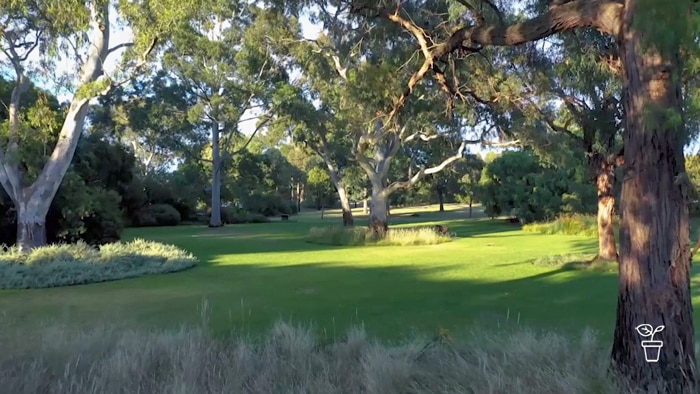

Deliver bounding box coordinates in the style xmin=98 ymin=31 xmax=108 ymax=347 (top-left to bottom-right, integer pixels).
xmin=352 ymin=0 xmax=699 ymax=387
xmin=160 ymin=4 xmax=289 ymax=227
xmin=0 ymin=0 xmax=199 ymax=251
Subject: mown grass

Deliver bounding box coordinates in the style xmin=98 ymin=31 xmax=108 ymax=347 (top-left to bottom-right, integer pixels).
xmin=2 ymin=203 xmax=700 ymax=345
xmin=0 ymin=239 xmax=197 ymax=289
xmin=307 ymin=225 xmax=452 ymax=246
xmin=0 ymin=313 xmax=653 ymax=394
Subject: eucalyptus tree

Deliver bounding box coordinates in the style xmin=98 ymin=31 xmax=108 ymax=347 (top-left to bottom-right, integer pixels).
xmin=160 ymin=4 xmax=292 ymax=227
xmin=278 ymin=3 xmax=510 ymax=235
xmin=352 ymin=0 xmax=700 ymax=387
xmin=0 ymin=0 xmax=205 ymax=251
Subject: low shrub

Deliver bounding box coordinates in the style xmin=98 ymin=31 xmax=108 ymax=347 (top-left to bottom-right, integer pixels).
xmin=307 ymin=225 xmax=452 ymax=246
xmin=0 ymin=239 xmax=198 ymax=289
xmin=221 ymin=208 xmax=270 ymax=224
xmin=149 ymin=204 xmax=182 ymax=226
xmin=0 ymin=319 xmax=655 ymax=393
xmin=523 ymin=214 xmax=618 ymax=238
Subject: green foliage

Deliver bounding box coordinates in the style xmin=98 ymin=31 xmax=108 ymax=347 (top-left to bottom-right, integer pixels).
xmin=478 ymin=151 xmax=591 ymax=223
xmin=307 ymin=225 xmax=452 ymax=246
xmin=523 ymin=214 xmax=619 ymax=238
xmin=221 ymin=208 xmax=269 ymax=224
xmin=148 ymin=204 xmax=182 ymax=226
xmin=0 ymin=239 xmax=197 ymax=289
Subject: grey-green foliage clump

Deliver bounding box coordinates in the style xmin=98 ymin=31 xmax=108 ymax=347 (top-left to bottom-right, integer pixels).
xmin=0 ymin=239 xmax=197 ymax=289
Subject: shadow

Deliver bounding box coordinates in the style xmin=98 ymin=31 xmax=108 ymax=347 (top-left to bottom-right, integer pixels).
xmin=0 ymin=256 xmax=625 ymax=346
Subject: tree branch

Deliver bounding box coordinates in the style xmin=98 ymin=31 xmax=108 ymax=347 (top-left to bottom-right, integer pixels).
xmin=107 ymin=42 xmax=134 ymax=54
xmin=384 ymin=141 xmax=467 ymax=195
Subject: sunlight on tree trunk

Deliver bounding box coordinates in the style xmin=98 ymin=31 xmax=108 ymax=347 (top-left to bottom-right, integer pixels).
xmin=596 ymin=161 xmax=618 ymax=261
xmin=368 ymin=191 xmax=388 ymax=237
xmin=336 ymin=185 xmax=354 ymax=226
xmin=610 ymin=0 xmax=695 ymax=388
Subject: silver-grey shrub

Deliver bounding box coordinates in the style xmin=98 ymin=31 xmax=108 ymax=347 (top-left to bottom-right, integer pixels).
xmin=0 ymin=238 xmax=197 ymax=289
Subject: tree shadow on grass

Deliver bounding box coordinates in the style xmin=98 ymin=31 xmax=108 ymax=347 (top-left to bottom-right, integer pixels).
xmin=104 ymin=259 xmax=622 ymax=345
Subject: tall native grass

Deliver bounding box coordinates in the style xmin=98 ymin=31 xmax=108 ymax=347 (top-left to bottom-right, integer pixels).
xmin=0 ymin=311 xmax=662 ymax=394
xmin=522 ymin=214 xmax=619 ymax=238
xmin=307 ymin=225 xmax=452 ymax=246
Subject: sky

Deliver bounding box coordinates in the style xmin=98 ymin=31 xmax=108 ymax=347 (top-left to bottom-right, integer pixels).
xmin=14 ymin=4 xmax=699 ymax=158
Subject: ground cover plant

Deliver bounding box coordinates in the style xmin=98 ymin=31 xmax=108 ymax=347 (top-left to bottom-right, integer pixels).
xmin=0 ymin=239 xmax=198 ymax=289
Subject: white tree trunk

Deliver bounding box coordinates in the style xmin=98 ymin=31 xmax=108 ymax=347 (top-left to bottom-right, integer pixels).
xmin=368 ymin=190 xmax=388 ymax=236
xmin=0 ymin=3 xmax=111 ymax=253
xmin=336 ymin=184 xmax=354 ymax=226
xmin=209 ymin=122 xmax=223 ymax=227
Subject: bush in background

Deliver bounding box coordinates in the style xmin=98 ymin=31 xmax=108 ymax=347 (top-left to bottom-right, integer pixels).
xmin=132 ymin=204 xmax=182 ymax=227
xmin=0 ymin=239 xmax=197 ymax=289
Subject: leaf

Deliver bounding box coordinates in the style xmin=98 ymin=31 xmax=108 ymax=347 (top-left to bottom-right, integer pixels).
xmin=654 ymin=325 xmax=666 ymax=335
xmin=635 ymin=324 xmax=654 ymax=337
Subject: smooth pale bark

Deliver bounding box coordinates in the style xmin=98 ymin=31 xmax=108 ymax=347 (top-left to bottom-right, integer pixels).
xmin=336 ymin=184 xmax=354 ymax=226
xmin=610 ymin=0 xmax=694 ymax=388
xmin=0 ymin=3 xmax=110 ymax=252
xmin=209 ymin=123 xmax=223 ymax=227
xmin=368 ymin=190 xmax=388 ymax=236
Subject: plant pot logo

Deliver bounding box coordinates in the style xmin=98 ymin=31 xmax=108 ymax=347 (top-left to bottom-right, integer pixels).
xmin=635 ymin=324 xmax=665 ymax=362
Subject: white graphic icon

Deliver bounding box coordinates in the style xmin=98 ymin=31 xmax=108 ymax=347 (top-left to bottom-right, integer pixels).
xmin=635 ymin=324 xmax=665 ymax=362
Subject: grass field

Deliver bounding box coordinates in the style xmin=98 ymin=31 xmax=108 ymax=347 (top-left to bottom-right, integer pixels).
xmin=2 ymin=203 xmax=700 ymax=346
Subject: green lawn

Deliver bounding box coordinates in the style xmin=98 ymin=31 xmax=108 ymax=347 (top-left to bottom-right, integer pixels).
xmin=2 ymin=203 xmax=700 ymax=343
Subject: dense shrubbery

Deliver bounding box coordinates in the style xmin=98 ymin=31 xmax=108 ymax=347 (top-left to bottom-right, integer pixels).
xmin=478 ymin=151 xmax=597 ymax=223
xmin=221 ymin=208 xmax=270 ymax=224
xmin=0 ymin=239 xmax=197 ymax=289
xmin=522 ymin=214 xmax=618 ymax=238
xmin=307 ymin=225 xmax=452 ymax=246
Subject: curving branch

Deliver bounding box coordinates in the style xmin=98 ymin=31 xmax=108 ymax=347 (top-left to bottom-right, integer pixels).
xmin=368 ymin=0 xmax=624 ymax=127
xmin=384 ymin=141 xmax=467 ymax=195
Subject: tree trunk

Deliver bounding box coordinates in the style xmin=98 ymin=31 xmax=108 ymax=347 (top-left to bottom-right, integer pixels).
xmin=469 ymin=196 xmax=473 ymax=218
xmin=595 ymin=159 xmax=618 ymax=261
xmin=438 ymin=187 xmax=445 ymax=212
xmin=209 ymin=123 xmax=223 ymax=227
xmin=611 ymin=1 xmax=695 ymax=388
xmin=363 ymin=198 xmax=368 ymax=214
xmin=368 ymin=191 xmax=388 ymax=237
xmin=16 ymin=196 xmax=48 ymax=252
xmin=337 ymin=185 xmax=355 ymax=226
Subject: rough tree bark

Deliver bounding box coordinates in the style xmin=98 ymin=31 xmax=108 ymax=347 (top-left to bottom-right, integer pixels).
xmin=610 ymin=0 xmax=694 ymax=388
xmin=0 ymin=3 xmax=112 ymax=252
xmin=209 ymin=122 xmax=223 ymax=227
xmin=366 ymin=0 xmax=694 ymax=388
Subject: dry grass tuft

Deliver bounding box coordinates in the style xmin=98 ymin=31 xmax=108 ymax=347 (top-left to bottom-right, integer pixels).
xmin=0 ymin=316 xmax=654 ymax=394
xmin=307 ymin=226 xmax=452 ymax=247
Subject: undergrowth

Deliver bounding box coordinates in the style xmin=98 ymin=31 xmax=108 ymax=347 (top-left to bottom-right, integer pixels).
xmin=0 ymin=239 xmax=198 ymax=289
xmin=0 ymin=315 xmax=652 ymax=394
xmin=523 ymin=214 xmax=619 ymax=238
xmin=532 ymin=253 xmax=617 ymax=272
xmin=306 ymin=225 xmax=452 ymax=246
